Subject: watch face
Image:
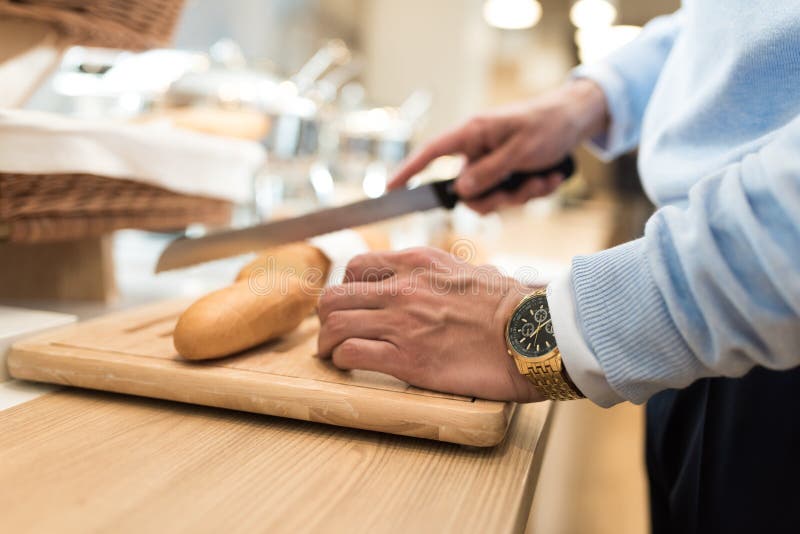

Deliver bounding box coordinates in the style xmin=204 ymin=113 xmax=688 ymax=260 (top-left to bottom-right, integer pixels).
xmin=508 ymin=294 xmax=555 ymax=358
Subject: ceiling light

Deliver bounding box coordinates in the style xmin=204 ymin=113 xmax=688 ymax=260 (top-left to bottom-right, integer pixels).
xmin=570 ymin=0 xmax=617 ymax=30
xmin=575 ymin=25 xmax=642 ymax=63
xmin=483 ymin=0 xmax=543 ymax=30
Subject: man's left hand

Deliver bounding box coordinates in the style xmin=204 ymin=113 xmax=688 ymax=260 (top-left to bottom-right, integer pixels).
xmin=316 ymin=247 xmax=544 ymax=402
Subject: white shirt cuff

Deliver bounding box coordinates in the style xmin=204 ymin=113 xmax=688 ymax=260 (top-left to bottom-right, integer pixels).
xmin=547 ymin=268 xmax=625 ymax=407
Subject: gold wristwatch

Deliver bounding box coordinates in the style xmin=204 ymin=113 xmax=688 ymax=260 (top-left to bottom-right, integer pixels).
xmin=505 ymin=289 xmax=584 ymax=401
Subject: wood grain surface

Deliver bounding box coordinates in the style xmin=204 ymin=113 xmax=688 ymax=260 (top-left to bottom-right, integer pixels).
xmin=8 ymin=299 xmax=514 ymax=446
xmin=1 ymin=197 xmax=615 ymax=532
xmin=0 ymin=388 xmax=551 ymax=534
xmin=0 ymin=236 xmax=116 ymax=301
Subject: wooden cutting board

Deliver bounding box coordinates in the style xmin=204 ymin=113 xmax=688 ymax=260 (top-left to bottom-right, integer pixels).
xmin=7 ymin=299 xmax=515 ymax=447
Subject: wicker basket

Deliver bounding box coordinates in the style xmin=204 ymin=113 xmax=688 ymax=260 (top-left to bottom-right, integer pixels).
xmin=0 ymin=172 xmax=232 ymax=243
xmin=0 ymin=0 xmax=186 ymax=50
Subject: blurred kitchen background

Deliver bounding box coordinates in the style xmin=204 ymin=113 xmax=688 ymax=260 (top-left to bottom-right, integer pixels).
xmin=2 ymin=1 xmax=679 ymax=532
xmin=21 ymin=0 xmax=678 ymax=215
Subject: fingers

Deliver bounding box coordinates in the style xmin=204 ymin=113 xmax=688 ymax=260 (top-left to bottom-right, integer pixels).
xmin=464 ymin=172 xmax=564 ymax=215
xmin=464 ymin=191 xmax=513 ymax=215
xmin=320 ymin=247 xmax=448 ymax=322
xmin=455 ymin=138 xmax=524 ymax=198
xmin=319 ymin=280 xmax=394 ymax=322
xmin=317 ymin=309 xmax=394 ymax=357
xmin=344 ymin=252 xmax=397 ymax=283
xmin=509 ymin=171 xmax=562 ymax=203
xmin=387 ymin=123 xmax=473 ymax=190
xmin=345 ymin=248 xmax=444 ymax=281
xmin=330 ymin=338 xmax=401 ymax=375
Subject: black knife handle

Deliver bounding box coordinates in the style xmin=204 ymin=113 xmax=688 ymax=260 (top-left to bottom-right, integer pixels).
xmin=432 ymin=155 xmax=576 ymax=209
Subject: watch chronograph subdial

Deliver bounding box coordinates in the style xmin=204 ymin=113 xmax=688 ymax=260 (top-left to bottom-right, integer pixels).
xmin=521 ymin=322 xmax=536 ymax=337
xmin=533 ymin=309 xmax=548 ymax=323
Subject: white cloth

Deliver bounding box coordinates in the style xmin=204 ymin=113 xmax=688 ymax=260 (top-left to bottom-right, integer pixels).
xmin=548 ymin=269 xmax=623 ymax=407
xmin=0 ymin=109 xmax=266 ymax=204
xmin=309 ymin=230 xmax=371 ymax=287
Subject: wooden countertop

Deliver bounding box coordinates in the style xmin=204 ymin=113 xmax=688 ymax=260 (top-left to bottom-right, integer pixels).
xmin=0 ymin=388 xmax=551 ymax=533
xmin=0 ymin=198 xmax=613 ymax=533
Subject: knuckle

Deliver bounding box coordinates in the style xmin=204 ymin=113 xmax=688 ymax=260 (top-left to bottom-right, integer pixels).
xmin=324 ymin=310 xmax=346 ymax=334
xmin=465 ymin=117 xmax=486 ymax=136
xmin=337 ymin=338 xmax=360 ymax=358
xmin=469 ymin=115 xmax=488 ymax=128
xmin=345 ymin=253 xmax=369 ymax=273
xmin=317 ymin=289 xmax=338 ymax=319
xmin=332 ymin=339 xmax=361 ymax=367
xmin=476 ymin=159 xmax=502 ymax=178
xmin=399 ymin=247 xmax=432 ymax=266
xmin=347 ymin=252 xmax=390 ymax=282
xmin=519 ymin=134 xmax=543 ymax=153
xmin=316 ymin=296 xmax=331 ymax=320
xmin=363 ymin=266 xmax=393 ymax=283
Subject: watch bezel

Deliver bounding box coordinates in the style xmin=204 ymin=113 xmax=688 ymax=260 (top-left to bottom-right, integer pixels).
xmin=505 ymin=291 xmax=557 ymax=360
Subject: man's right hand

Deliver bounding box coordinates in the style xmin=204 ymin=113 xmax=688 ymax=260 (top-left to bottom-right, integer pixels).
xmin=388 ymin=78 xmax=608 ymax=214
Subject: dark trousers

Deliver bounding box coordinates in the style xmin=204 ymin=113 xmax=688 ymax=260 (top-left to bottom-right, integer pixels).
xmin=646 ymin=366 xmax=800 ymax=534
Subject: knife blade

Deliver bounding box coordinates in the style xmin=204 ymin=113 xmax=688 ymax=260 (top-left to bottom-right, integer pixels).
xmin=155 ymin=156 xmax=575 ymax=272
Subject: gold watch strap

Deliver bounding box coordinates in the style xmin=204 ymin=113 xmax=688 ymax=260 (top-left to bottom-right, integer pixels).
xmin=522 ymin=353 xmax=584 ymax=401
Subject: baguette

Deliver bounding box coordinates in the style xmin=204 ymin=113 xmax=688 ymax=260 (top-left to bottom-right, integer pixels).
xmin=235 ymin=242 xmax=330 ymax=283
xmin=173 ymin=229 xmax=391 ymax=360
xmin=234 ymin=228 xmax=388 ymax=284
xmin=174 ymin=242 xmax=331 ymax=360
xmin=174 ymin=276 xmax=319 ymax=360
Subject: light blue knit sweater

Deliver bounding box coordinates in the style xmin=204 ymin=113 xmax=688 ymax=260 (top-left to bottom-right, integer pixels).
xmin=570 ymin=1 xmax=800 ymax=403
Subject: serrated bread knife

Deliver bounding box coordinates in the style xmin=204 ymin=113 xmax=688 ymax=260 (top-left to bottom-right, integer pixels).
xmin=155 ymin=156 xmax=575 ymax=272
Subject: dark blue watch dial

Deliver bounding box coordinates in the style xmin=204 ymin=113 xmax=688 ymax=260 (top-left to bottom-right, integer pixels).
xmin=508 ymin=294 xmax=555 ymax=358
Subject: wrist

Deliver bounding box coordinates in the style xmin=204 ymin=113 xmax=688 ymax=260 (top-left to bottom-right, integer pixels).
xmin=501 ymin=286 xmax=585 ymax=402
xmin=494 ymin=284 xmax=545 ymax=403
xmin=557 ymin=78 xmax=609 ymax=142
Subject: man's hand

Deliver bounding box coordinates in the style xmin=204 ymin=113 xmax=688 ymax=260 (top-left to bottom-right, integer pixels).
xmin=388 ymin=78 xmax=608 ymax=214
xmin=316 ymin=247 xmax=544 ymax=402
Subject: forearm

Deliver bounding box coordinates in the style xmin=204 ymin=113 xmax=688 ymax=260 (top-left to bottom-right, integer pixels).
xmin=555 ymin=78 xmax=610 ymax=145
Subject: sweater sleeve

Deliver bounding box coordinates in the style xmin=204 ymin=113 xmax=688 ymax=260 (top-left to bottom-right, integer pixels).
xmin=572 ymin=9 xmax=684 ymax=159
xmin=571 ymin=115 xmax=800 ymax=403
